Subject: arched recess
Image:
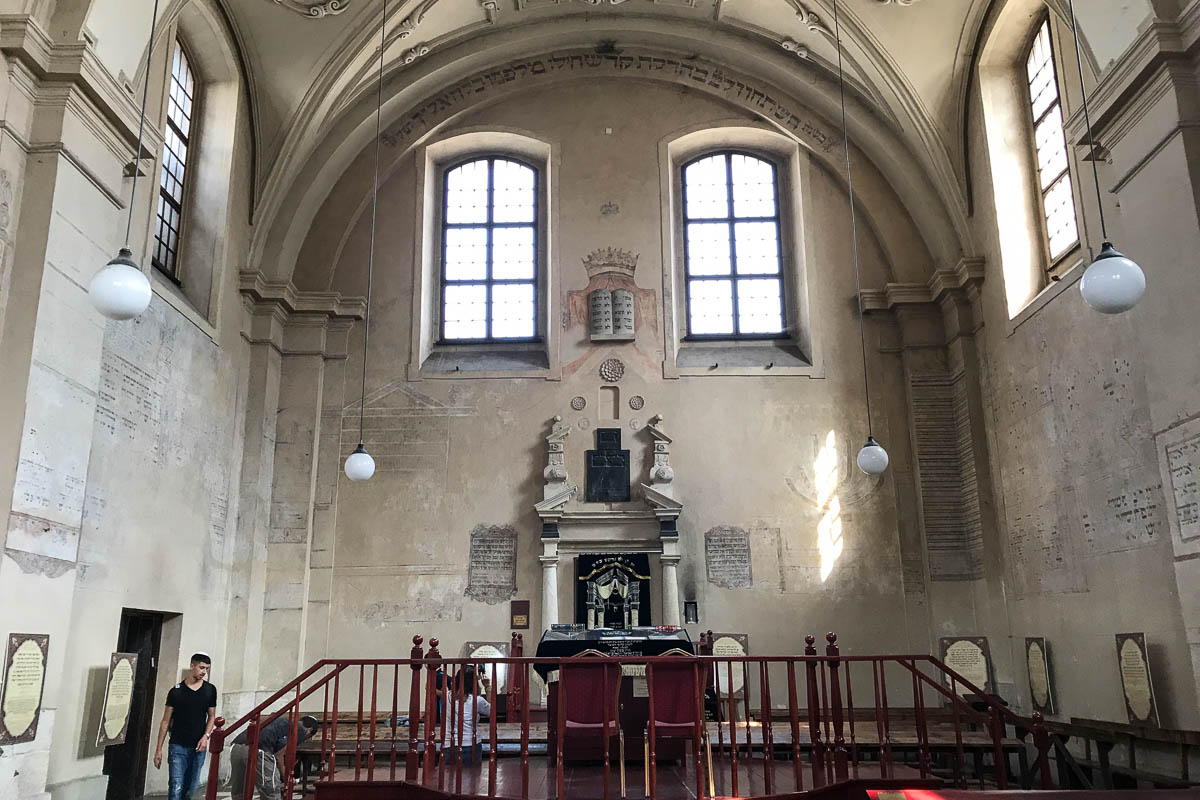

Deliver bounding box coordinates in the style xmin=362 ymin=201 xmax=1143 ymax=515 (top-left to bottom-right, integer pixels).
xmin=251 ymin=16 xmax=970 ymax=290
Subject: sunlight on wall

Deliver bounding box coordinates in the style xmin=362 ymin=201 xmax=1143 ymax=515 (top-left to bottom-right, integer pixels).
xmin=815 ymin=430 xmax=843 ymax=582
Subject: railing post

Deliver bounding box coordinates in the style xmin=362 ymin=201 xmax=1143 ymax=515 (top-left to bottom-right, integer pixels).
xmin=991 ymin=706 xmax=1008 ymax=789
xmin=804 ymin=635 xmax=826 ymax=788
xmin=825 ymin=633 xmax=848 ymax=782
xmin=243 ymin=717 xmax=261 ymax=800
xmin=422 ymin=638 xmax=442 ymax=780
xmin=1032 ymin=711 xmax=1053 ymax=789
xmin=406 ymin=635 xmax=425 ymax=780
xmin=284 ymin=693 xmax=300 ymax=799
xmin=508 ymin=632 xmax=524 ymax=719
xmin=203 ymin=717 xmax=225 ymax=800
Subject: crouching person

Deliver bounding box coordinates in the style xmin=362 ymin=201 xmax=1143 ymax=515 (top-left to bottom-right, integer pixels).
xmin=229 ymin=714 xmax=319 ymax=800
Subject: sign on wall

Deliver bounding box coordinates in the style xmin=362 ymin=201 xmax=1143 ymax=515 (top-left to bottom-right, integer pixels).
xmin=1025 ymin=637 xmax=1055 ymax=714
xmin=938 ymin=636 xmax=993 ymax=697
xmin=0 ymin=633 xmax=50 ymax=745
xmin=1116 ymin=632 xmax=1160 ymax=727
xmin=460 ymin=641 xmax=510 ymax=692
xmin=710 ymin=633 xmax=750 ymax=697
xmin=96 ymin=652 xmax=139 ymax=747
xmin=464 ymin=525 xmax=518 ymax=605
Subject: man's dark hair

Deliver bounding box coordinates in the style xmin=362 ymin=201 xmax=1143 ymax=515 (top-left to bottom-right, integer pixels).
xmin=190 ymin=652 xmax=211 ymax=665
xmin=300 ymin=715 xmax=320 ymax=734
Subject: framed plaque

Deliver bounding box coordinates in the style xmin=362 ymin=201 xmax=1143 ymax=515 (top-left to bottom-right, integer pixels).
xmin=97 ymin=652 xmax=139 ymax=747
xmin=1025 ymin=637 xmax=1055 ymax=714
xmin=939 ymin=636 xmax=993 ymax=696
xmin=1116 ymin=632 xmax=1160 ymax=726
xmin=0 ymin=633 xmax=50 ymax=745
xmin=461 ymin=641 xmax=510 ymax=691
xmin=510 ymin=600 xmax=530 ymax=630
xmin=710 ymin=633 xmax=749 ymax=697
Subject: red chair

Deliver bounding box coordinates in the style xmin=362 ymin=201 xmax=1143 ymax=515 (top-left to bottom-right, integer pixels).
xmin=556 ymin=658 xmax=626 ymax=798
xmin=645 ymin=656 xmax=713 ymax=798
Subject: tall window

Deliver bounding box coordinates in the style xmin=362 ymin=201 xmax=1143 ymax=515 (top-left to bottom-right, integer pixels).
xmin=154 ymin=41 xmax=197 ymax=281
xmin=1026 ymin=20 xmax=1079 ymax=263
xmin=682 ymin=152 xmax=785 ymax=338
xmin=440 ymin=157 xmax=538 ymax=342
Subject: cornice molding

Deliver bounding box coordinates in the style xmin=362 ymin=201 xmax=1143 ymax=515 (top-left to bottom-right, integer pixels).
xmin=860 ymin=256 xmax=985 ymax=311
xmin=238 ymin=270 xmax=366 ymax=319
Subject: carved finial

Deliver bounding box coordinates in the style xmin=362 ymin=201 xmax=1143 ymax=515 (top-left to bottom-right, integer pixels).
xmin=554 ymin=414 xmax=562 ymax=422
xmin=412 ymin=634 xmax=423 ymax=645
xmin=214 ymin=717 xmax=225 ymax=729
xmin=430 ymin=638 xmax=439 ymax=649
xmin=826 ymin=632 xmax=837 ymax=644
xmin=804 ymin=634 xmax=815 ymax=645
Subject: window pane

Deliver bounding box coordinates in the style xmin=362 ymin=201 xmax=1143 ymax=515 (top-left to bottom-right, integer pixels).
xmin=1044 ymin=174 xmax=1078 ymax=260
xmin=443 ymin=284 xmax=488 ymax=339
xmin=492 ymin=159 xmax=535 ymax=223
xmin=492 ymin=226 xmax=535 ymax=280
xmin=684 ymin=155 xmax=729 ymax=219
xmin=730 ymin=154 xmax=777 ymax=218
xmin=733 ymin=221 xmax=780 ymax=275
xmin=688 ymin=279 xmax=734 ymax=335
xmin=737 ymin=278 xmax=784 ymax=334
xmin=1034 ymin=104 xmax=1068 ymax=190
xmin=491 ymin=283 xmax=535 ymax=339
xmin=445 ymin=160 xmax=489 ymax=224
xmin=444 ymin=227 xmax=488 ymax=281
xmin=685 ymin=222 xmax=731 ymax=276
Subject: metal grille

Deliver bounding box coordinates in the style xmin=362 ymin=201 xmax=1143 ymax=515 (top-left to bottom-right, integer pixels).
xmin=441 ymin=157 xmax=538 ymax=342
xmin=153 ymin=41 xmax=196 ymax=281
xmin=1027 ymin=20 xmax=1079 ymax=263
xmin=682 ymin=152 xmax=785 ymax=338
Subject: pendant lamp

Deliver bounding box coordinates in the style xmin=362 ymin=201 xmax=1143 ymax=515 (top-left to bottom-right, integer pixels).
xmin=345 ymin=0 xmax=389 ymax=483
xmin=89 ymin=0 xmax=160 ymax=320
xmin=1066 ymin=0 xmax=1145 ymax=314
xmin=831 ymin=0 xmax=889 ymax=476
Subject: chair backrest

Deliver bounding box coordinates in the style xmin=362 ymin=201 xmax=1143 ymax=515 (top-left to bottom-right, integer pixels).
xmin=648 ymin=657 xmax=704 ymax=727
xmin=559 ymin=660 xmax=620 ymax=727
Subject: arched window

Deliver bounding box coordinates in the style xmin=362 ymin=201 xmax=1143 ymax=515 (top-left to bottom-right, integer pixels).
xmin=682 ymin=152 xmax=785 ymax=338
xmin=153 ymin=40 xmax=197 ymax=281
xmin=440 ymin=156 xmax=538 ymax=342
xmin=1026 ymin=19 xmax=1079 ymax=263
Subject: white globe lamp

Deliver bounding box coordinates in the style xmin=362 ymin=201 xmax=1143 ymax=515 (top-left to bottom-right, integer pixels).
xmin=857 ymin=436 xmax=889 ymax=476
xmin=344 ymin=443 xmax=376 ymax=482
xmin=1079 ymin=242 xmax=1145 ymax=314
xmin=89 ymin=248 xmax=152 ymax=320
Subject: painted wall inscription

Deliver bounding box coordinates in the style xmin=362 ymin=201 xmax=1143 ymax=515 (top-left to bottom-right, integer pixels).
xmin=1167 ymin=432 xmax=1200 ymax=541
xmin=704 ymin=526 xmax=752 ymax=589
xmin=465 ymin=525 xmax=518 ymax=605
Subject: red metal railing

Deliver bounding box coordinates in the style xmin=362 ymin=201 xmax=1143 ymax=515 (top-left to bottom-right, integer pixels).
xmin=204 ymin=631 xmax=1053 ymax=800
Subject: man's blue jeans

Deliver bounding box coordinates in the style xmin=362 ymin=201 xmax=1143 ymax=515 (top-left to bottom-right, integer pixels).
xmin=168 ymin=742 xmax=206 ymax=800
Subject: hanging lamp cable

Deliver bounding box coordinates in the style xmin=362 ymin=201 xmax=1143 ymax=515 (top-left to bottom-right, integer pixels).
xmin=357 ymin=0 xmax=388 ymax=446
xmin=832 ymin=0 xmax=874 ymax=438
xmin=123 ymin=0 xmax=162 ymax=248
xmin=1065 ymin=0 xmax=1108 ymax=242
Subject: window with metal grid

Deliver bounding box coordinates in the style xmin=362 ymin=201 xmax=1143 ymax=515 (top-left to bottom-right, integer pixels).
xmin=682 ymin=151 xmax=786 ymax=338
xmin=440 ymin=157 xmax=538 ymax=342
xmin=1026 ymin=19 xmax=1079 ymax=264
xmin=153 ymin=41 xmax=196 ymax=281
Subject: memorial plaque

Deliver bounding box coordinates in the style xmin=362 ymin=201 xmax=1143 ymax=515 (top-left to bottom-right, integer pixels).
xmin=1025 ymin=637 xmax=1054 ymax=714
xmin=1116 ymin=632 xmax=1160 ymax=726
xmin=1167 ymin=432 xmax=1200 ymax=542
xmin=939 ymin=637 xmax=993 ymax=696
xmin=510 ymin=600 xmax=530 ymax=630
xmin=464 ymin=525 xmax=518 ymax=605
xmin=0 ymin=633 xmax=49 ymax=745
xmin=97 ymin=652 xmax=138 ymax=747
xmin=585 ymin=428 xmax=630 ymax=502
xmin=711 ymin=633 xmax=749 ymax=696
xmin=704 ymin=527 xmax=752 ymax=589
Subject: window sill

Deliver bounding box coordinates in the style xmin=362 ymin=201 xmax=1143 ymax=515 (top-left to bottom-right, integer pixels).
xmin=151 ymin=270 xmax=217 ymax=343
xmin=669 ymin=339 xmax=818 ymax=377
xmin=414 ymin=341 xmax=555 ymax=379
xmin=1006 ymin=253 xmax=1087 ymax=336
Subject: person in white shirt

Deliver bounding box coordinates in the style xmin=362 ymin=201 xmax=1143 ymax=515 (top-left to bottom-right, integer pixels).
xmin=443 ymin=665 xmax=491 ymax=766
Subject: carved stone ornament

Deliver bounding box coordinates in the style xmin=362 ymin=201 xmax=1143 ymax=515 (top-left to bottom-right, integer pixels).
xmin=629 ymin=395 xmax=645 ymax=410
xmin=571 ymin=396 xmax=587 ymax=411
xmin=780 ymin=38 xmax=809 ymax=59
xmin=272 ymin=0 xmax=348 ymax=18
xmin=401 ymin=44 xmax=431 ymax=64
xmin=599 ymin=358 xmax=625 ymax=383
xmin=582 ymin=247 xmax=639 ymax=280
xmin=785 ymin=0 xmax=830 ymax=36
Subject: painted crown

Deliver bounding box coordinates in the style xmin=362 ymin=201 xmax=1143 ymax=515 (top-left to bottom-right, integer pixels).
xmin=582 ymin=247 xmax=638 ymax=279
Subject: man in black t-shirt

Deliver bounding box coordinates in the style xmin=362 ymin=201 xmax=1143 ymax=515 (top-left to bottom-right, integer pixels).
xmin=153 ymin=653 xmax=218 ymax=800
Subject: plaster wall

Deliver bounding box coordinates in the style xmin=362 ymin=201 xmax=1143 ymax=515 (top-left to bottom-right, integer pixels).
xmin=965 ymin=14 xmax=1200 ymax=728
xmin=298 ymin=78 xmax=932 ymax=688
